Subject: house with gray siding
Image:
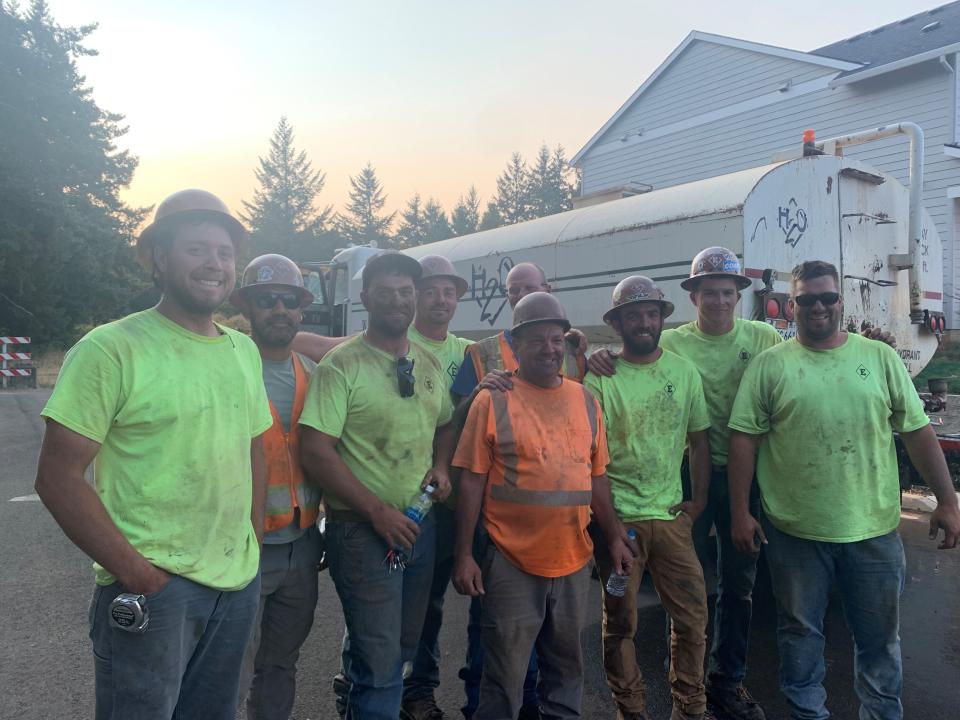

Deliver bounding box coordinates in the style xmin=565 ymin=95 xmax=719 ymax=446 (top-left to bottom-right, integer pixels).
xmin=572 ymin=2 xmax=960 ymax=324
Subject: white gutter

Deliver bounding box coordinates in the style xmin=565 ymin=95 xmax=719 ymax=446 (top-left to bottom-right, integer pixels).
xmin=815 ymin=123 xmax=925 ymax=321
xmin=829 ymin=42 xmax=960 ymax=87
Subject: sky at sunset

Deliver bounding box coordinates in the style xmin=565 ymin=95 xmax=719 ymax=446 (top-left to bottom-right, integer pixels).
xmin=46 ymin=0 xmax=945 ymax=224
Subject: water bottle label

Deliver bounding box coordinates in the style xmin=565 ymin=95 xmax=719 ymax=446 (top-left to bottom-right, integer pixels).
xmin=404 ymin=508 xmax=424 ymax=524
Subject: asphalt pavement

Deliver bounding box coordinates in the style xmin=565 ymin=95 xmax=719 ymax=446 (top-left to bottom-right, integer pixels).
xmin=1 ymin=389 xmax=958 ymax=719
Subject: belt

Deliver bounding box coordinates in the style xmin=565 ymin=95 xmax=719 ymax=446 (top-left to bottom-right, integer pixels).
xmin=324 ymin=507 xmax=367 ymax=523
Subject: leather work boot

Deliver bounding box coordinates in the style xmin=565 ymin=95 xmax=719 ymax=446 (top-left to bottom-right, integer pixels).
xmin=517 ymin=704 xmax=543 ymax=720
xmin=670 ymin=705 xmax=718 ymax=720
xmin=400 ymin=695 xmax=447 ymax=720
xmin=332 ymin=673 xmax=349 ymax=718
xmin=616 ymin=708 xmax=651 ymax=720
xmin=706 ymin=685 xmax=766 ymax=720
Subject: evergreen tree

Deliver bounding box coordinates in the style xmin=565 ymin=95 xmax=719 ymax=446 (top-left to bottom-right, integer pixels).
xmin=526 ymin=144 xmax=574 ymax=218
xmin=336 ymin=163 xmax=395 ymax=248
xmin=493 ymin=152 xmax=530 ymax=225
xmin=479 ymin=201 xmax=502 ymax=231
xmin=423 ymin=198 xmax=452 ymax=243
xmin=395 ymin=193 xmax=427 ymax=249
xmin=0 ymin=1 xmax=147 ymax=347
xmin=241 ymin=117 xmax=333 ymax=262
xmin=450 ymin=186 xmax=481 ymax=236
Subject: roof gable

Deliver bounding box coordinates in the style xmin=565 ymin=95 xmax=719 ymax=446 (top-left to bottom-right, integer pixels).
xmin=571 ymin=31 xmax=861 ymax=166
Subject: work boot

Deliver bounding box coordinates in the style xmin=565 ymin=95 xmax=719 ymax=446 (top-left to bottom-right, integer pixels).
xmin=706 ymin=685 xmax=766 ymax=720
xmin=517 ymin=704 xmax=542 ymax=720
xmin=400 ymin=695 xmax=446 ymax=720
xmin=332 ymin=672 xmax=349 ymax=718
xmin=669 ymin=705 xmax=718 ymax=720
xmin=616 ymin=708 xmax=651 ymax=720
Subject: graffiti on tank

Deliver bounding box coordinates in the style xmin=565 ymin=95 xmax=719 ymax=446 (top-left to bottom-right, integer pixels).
xmin=470 ymin=256 xmax=515 ymax=326
xmin=777 ymin=198 xmax=808 ymax=248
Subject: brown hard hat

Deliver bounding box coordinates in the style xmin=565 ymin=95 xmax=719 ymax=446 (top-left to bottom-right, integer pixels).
xmin=230 ymin=254 xmax=314 ymax=308
xmin=511 ymin=291 xmax=571 ymax=334
xmin=417 ymin=254 xmax=468 ymax=297
xmin=136 ymin=189 xmax=247 ymax=272
xmin=680 ymin=246 xmax=752 ymax=291
xmin=603 ymin=275 xmax=675 ymax=325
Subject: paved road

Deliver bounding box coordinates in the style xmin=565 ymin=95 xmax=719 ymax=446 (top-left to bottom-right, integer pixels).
xmin=2 ymin=389 xmax=958 ymax=719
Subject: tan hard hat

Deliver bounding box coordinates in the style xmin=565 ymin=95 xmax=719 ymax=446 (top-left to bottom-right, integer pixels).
xmin=511 ymin=291 xmax=571 ymax=334
xmin=136 ymin=189 xmax=247 ymax=272
xmin=417 ymin=255 xmax=468 ymax=297
xmin=680 ymin=246 xmax=752 ymax=291
xmin=603 ymin=275 xmax=675 ymax=325
xmin=230 ymin=254 xmax=314 ymax=308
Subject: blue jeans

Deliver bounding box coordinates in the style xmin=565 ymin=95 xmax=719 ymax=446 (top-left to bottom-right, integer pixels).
xmin=460 ymin=526 xmax=539 ymax=718
xmin=89 ymin=573 xmax=260 ymax=720
xmin=690 ymin=467 xmax=762 ymax=691
xmin=327 ymin=509 xmax=437 ymax=720
xmin=762 ymin=517 xmax=906 ymax=720
xmin=404 ymin=503 xmax=456 ymax=703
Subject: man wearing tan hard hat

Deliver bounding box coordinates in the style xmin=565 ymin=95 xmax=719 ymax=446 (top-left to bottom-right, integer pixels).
xmin=36 ymin=189 xmax=272 ymax=720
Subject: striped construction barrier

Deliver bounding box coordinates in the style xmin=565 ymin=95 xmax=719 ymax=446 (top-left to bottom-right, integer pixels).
xmin=1 ymin=336 xmax=35 ymax=388
xmin=0 ymin=353 xmax=31 ymax=360
xmin=0 ymin=337 xmax=30 ymax=344
xmin=0 ymin=369 xmax=32 ymax=377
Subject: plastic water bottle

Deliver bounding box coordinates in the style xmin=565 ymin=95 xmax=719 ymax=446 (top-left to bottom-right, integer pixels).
xmin=403 ymin=484 xmax=436 ymax=524
xmin=605 ymin=529 xmax=638 ymax=598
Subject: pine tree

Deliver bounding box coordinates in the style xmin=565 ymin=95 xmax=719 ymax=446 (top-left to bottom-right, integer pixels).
xmin=451 ymin=186 xmax=481 ymax=236
xmin=241 ymin=117 xmax=333 ymax=262
xmin=0 ymin=1 xmax=147 ymax=347
xmin=395 ymin=193 xmax=427 ymax=249
xmin=423 ymin=199 xmax=452 ymax=243
xmin=479 ymin=202 xmax=502 ymax=231
xmin=494 ymin=152 xmax=530 ymax=225
xmin=336 ymin=163 xmax=395 ymax=248
xmin=526 ymin=144 xmax=574 ymax=218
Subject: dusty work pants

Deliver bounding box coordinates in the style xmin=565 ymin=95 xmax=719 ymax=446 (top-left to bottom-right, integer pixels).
xmin=476 ymin=546 xmax=591 ymax=720
xmin=595 ymin=515 xmax=708 ymax=717
xmin=240 ymin=525 xmax=323 ymax=720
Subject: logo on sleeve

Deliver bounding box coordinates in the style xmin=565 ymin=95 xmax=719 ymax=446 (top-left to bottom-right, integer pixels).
xmin=856 ymin=364 xmax=871 ymax=380
xmin=739 ymin=349 xmax=751 ymax=362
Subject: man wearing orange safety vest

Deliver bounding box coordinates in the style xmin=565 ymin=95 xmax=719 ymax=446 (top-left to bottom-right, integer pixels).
xmin=232 ymin=254 xmax=324 ymax=720
xmin=452 ymin=292 xmax=632 ymax=720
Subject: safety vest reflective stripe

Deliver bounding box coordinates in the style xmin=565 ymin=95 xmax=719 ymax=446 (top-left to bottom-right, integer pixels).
xmin=487 ymin=385 xmax=595 ymax=508
xmin=263 ymin=353 xmax=321 ymax=533
xmin=467 ymin=331 xmax=583 ymax=383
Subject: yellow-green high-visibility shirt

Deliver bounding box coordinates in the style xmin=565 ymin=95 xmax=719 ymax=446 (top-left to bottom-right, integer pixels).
xmin=299 ymin=334 xmax=453 ymax=511
xmin=584 ymin=350 xmax=710 ymax=522
xmin=728 ymin=333 xmax=928 ymax=543
xmin=408 ymin=325 xmax=474 ymax=392
xmin=660 ymin=318 xmax=782 ymax=466
xmin=41 ymin=309 xmax=273 ymax=590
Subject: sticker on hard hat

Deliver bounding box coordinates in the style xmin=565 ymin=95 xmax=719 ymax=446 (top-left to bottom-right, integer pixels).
xmin=722 ymin=260 xmax=739 ymax=272
xmin=625 ymin=291 xmax=650 ymax=301
xmin=257 ymin=266 xmax=275 ymax=282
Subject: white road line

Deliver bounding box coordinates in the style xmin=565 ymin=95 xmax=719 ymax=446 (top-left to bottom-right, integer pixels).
xmin=9 ymin=493 xmax=40 ymax=502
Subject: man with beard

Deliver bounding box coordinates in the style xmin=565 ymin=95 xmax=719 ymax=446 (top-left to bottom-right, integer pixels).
xmin=452 ymin=292 xmax=632 ymax=720
xmin=584 ymin=276 xmax=713 ymax=720
xmin=231 ymin=254 xmax=324 ymax=720
xmin=35 ymin=189 xmax=272 ymax=719
xmin=300 ymin=251 xmax=454 ymax=720
xmin=728 ymin=260 xmax=960 ymax=720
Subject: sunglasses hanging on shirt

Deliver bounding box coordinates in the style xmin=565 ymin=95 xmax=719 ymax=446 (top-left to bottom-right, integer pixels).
xmin=396 ymin=357 xmax=416 ymax=398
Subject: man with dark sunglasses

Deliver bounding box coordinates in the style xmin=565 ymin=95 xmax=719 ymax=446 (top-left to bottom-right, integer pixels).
xmin=728 ymin=260 xmax=960 ymax=720
xmin=300 ymin=251 xmax=454 ymax=720
xmin=230 ymin=254 xmax=324 ymax=720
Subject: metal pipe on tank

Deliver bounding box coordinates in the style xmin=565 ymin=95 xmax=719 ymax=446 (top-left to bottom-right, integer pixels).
xmin=815 ymin=122 xmax=925 ymax=321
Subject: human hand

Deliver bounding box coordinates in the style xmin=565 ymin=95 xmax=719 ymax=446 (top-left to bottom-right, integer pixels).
xmin=476 ymin=369 xmax=514 ymax=394
xmin=929 ymin=500 xmax=960 ymax=549
xmin=452 ymin=555 xmax=485 ymax=596
xmin=371 ymin=504 xmax=420 ymax=551
xmin=423 ymin=466 xmax=451 ymax=502
xmin=861 ymin=322 xmax=897 ymax=348
xmin=669 ymin=500 xmax=706 ymax=523
xmin=587 ymin=348 xmax=618 ymax=377
xmin=731 ymin=512 xmax=767 ymax=554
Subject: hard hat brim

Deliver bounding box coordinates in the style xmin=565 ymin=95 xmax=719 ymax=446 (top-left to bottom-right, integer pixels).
xmin=137 ymin=209 xmax=247 ymax=272
xmin=230 ymin=284 xmax=315 ymax=310
xmin=680 ymin=272 xmax=753 ymax=291
xmin=511 ymin=317 xmax=572 ymax=335
xmin=418 ymin=273 xmax=469 ymax=298
xmin=603 ymin=299 xmax=675 ymax=325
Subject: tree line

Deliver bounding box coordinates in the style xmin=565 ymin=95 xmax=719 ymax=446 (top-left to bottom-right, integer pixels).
xmin=242 ymin=117 xmax=579 ymax=262
xmin=0 ymin=2 xmax=578 ymax=347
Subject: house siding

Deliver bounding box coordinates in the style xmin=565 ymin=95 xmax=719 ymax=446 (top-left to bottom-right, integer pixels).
xmin=579 ymin=56 xmax=960 ymax=324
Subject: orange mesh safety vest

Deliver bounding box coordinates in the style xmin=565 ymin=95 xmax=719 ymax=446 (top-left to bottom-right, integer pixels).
xmin=466 ymin=331 xmax=585 ymax=383
xmin=263 ymin=353 xmax=321 ymax=533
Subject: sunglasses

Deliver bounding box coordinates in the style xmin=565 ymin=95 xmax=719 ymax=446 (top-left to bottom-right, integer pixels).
xmin=794 ymin=292 xmax=840 ymax=307
xmin=252 ymin=291 xmax=301 ymax=310
xmin=397 ymin=357 xmax=416 ymax=398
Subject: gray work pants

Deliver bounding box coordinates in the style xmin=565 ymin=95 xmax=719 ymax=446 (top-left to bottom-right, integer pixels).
xmin=240 ymin=525 xmax=324 ymax=720
xmin=476 ymin=546 xmax=591 ymax=720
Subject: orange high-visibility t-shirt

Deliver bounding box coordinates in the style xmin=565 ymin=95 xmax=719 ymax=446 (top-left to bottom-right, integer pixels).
xmin=453 ymin=377 xmax=609 ymax=577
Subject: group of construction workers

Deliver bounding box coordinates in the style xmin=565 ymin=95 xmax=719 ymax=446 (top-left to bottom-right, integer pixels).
xmin=34 ymin=188 xmax=960 ymax=720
